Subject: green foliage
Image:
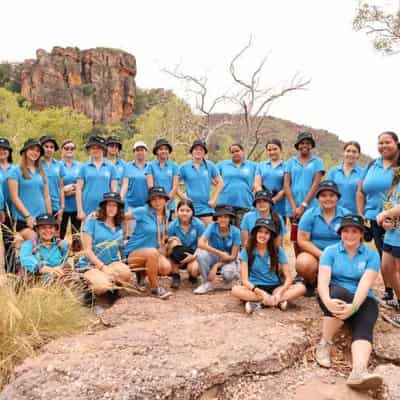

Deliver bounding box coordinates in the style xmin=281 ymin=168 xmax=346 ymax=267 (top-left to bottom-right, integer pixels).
xmin=134 ymin=88 xmax=177 ymax=116
xmin=81 ymin=83 xmax=96 ymax=97
xmin=0 ymin=63 xmax=11 ymax=87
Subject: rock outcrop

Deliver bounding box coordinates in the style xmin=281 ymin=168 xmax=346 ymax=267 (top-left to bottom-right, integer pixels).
xmin=20 ymin=47 xmax=136 ymax=123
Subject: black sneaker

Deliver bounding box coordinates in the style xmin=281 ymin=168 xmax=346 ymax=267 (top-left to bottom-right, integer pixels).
xmin=381 ymin=289 xmax=394 ymax=302
xmin=170 ymin=273 xmax=181 ymax=289
xmin=188 ymin=274 xmax=198 ymax=285
xmin=383 ymin=299 xmax=400 ymax=310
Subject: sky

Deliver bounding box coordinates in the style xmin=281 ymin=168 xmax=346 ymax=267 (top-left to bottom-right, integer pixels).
xmin=1 ymin=0 xmax=399 ymax=157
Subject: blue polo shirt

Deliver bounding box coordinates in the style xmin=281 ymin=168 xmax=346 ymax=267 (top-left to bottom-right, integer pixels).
xmin=299 ymin=205 xmax=350 ymax=251
xmin=327 ymin=165 xmax=364 ymax=214
xmin=8 ymin=166 xmax=47 ymax=220
xmin=167 ymin=217 xmax=205 ymax=251
xmin=179 ymin=160 xmax=219 ymax=216
xmin=20 ymin=238 xmax=68 ymax=273
xmin=76 ymin=218 xmax=123 ymax=269
xmin=240 ymin=209 xmax=287 ymax=237
xmin=42 ymin=159 xmax=66 ymax=212
xmin=320 ymin=242 xmax=380 ymax=298
xmin=239 ymin=246 xmax=288 ymax=286
xmin=123 ymin=205 xmax=166 ymax=255
xmin=124 ymin=161 xmax=149 ymax=208
xmin=255 ymin=160 xmax=287 ymax=216
xmin=383 ymin=183 xmax=400 ymax=247
xmin=108 ymin=158 xmax=127 ymax=192
xmin=284 ymin=156 xmax=325 ymax=216
xmin=362 ymin=157 xmax=393 ymax=219
xmin=217 ymin=159 xmax=257 ymax=209
xmin=78 ymin=160 xmax=118 ymax=215
xmin=202 ymin=222 xmax=241 ymax=254
xmin=61 ymin=160 xmax=82 ymax=213
xmin=145 ymin=159 xmax=179 ymax=211
xmin=0 ymin=164 xmax=15 ymax=211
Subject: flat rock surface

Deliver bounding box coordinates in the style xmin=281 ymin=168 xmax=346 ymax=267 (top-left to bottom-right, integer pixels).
xmin=374 ymin=364 xmax=400 ymax=400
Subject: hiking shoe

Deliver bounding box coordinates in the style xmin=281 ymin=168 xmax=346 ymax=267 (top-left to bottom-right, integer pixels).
xmin=315 ymin=338 xmax=332 ymax=368
xmin=278 ymin=300 xmax=288 ymax=311
xmin=380 ymin=289 xmax=394 ymax=302
xmin=346 ymin=368 xmax=383 ymax=390
xmin=135 ymin=271 xmax=147 ymax=292
xmin=305 ymin=283 xmax=316 ymax=297
xmin=245 ymin=301 xmax=262 ymax=315
xmin=151 ymin=287 xmax=172 ymax=300
xmin=193 ymin=282 xmax=214 ymax=295
xmin=170 ymin=273 xmax=181 ymax=289
xmin=188 ymin=274 xmax=198 ymax=285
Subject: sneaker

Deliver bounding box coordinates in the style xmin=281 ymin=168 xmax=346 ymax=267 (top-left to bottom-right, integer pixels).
xmin=245 ymin=301 xmax=262 ymax=315
xmin=278 ymin=300 xmax=288 ymax=311
xmin=346 ymin=368 xmax=383 ymax=390
xmin=383 ymin=299 xmax=400 ymax=310
xmin=380 ymin=289 xmax=394 ymax=302
xmin=315 ymin=338 xmax=332 ymax=368
xmin=151 ymin=287 xmax=172 ymax=300
xmin=170 ymin=273 xmax=181 ymax=289
xmin=188 ymin=275 xmax=198 ymax=285
xmin=193 ymin=282 xmax=214 ymax=295
xmin=135 ymin=271 xmax=147 ymax=292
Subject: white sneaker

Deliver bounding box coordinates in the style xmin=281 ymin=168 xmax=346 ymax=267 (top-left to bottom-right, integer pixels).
xmin=193 ymin=282 xmax=214 ymax=295
xmin=315 ymin=338 xmax=332 ymax=368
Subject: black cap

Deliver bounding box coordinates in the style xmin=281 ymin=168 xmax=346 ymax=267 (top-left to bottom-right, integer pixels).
xmin=34 ymin=213 xmax=58 ymax=229
xmin=153 ymin=138 xmax=173 ymax=155
xmin=337 ymin=214 xmax=366 ymax=235
xmin=316 ymin=180 xmax=341 ymax=199
xmin=253 ymin=189 xmax=274 ymax=206
xmin=85 ymin=135 xmax=107 ymax=150
xmin=294 ymin=131 xmax=315 ymax=149
xmin=213 ymin=205 xmax=236 ymax=220
xmin=251 ymin=218 xmax=277 ymax=236
xmin=190 ymin=139 xmax=208 ymax=154
xmin=106 ymin=135 xmax=122 ymax=149
xmin=99 ymin=192 xmax=124 ymax=207
xmin=0 ymin=137 xmax=12 ymax=152
xmin=147 ymin=186 xmax=170 ymax=202
xmin=40 ymin=135 xmax=59 ymax=151
xmin=20 ymin=139 xmax=44 ymax=157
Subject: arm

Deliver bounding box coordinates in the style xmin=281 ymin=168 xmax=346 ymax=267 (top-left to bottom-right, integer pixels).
xmin=272 ymin=189 xmax=285 ymax=204
xmin=198 ymin=236 xmax=231 ymax=260
xmin=356 ymin=180 xmax=365 ymax=218
xmin=297 ymin=230 xmax=322 ymax=259
xmin=168 ymin=175 xmax=179 ymax=201
xmin=318 ymin=264 xmax=346 ymax=314
xmin=303 ymin=171 xmax=324 ymax=207
xmin=57 ymin=176 xmax=64 ymax=221
xmin=209 ymin=175 xmax=224 ymax=207
xmin=81 ymin=231 xmax=107 ymax=269
xmin=277 ymin=263 xmax=293 ymax=292
xmin=377 ymin=204 xmax=400 ymax=225
xmin=241 ymin=230 xmax=249 ymax=247
xmin=75 ymin=178 xmax=85 ymax=220
xmin=146 ymin=173 xmax=154 ymax=189
xmin=120 ymin=177 xmax=128 ymax=200
xmin=110 ymin=179 xmax=117 ymax=192
xmin=8 ymin=179 xmax=35 ymax=227
xmin=283 ymin=173 xmax=297 ymax=215
xmin=43 ymin=182 xmax=52 ymax=214
xmin=253 ymin=175 xmax=263 ymax=192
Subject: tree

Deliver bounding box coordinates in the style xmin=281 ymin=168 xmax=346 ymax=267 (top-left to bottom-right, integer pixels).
xmin=354 ymin=2 xmax=400 ymax=54
xmin=163 ymin=37 xmax=310 ymax=158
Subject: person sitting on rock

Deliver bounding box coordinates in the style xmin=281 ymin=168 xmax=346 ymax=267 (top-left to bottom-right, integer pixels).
xmin=123 ymin=186 xmax=173 ymax=299
xmin=315 ymin=214 xmax=383 ymax=390
xmin=295 ymin=180 xmax=350 ymax=296
xmin=232 ymin=218 xmax=306 ymax=314
xmin=76 ymin=192 xmax=133 ymax=296
xmin=194 ymin=205 xmax=240 ymax=294
xmin=20 ymin=213 xmax=70 ymax=278
xmin=167 ymin=199 xmax=205 ymax=288
xmin=240 ymin=189 xmax=286 ymax=247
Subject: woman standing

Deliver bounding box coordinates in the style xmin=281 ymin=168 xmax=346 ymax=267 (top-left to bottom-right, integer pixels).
xmin=8 ymin=139 xmax=51 ymax=240
xmin=106 ymin=135 xmax=126 ymax=193
xmin=357 ymin=131 xmax=398 ymax=301
xmin=316 ymin=214 xmax=382 ymax=390
xmin=327 ymin=141 xmax=364 ymax=214
xmin=60 ymin=140 xmax=82 ymax=239
xmin=76 ymin=135 xmax=117 ymax=220
xmin=178 ymin=140 xmax=223 ymax=226
xmin=254 ymin=138 xmax=287 ymax=218
xmin=217 ymin=143 xmax=257 ymax=227
xmin=232 ymin=218 xmax=305 ymax=314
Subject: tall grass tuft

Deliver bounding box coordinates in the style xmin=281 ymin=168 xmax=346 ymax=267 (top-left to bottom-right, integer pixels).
xmin=0 ymin=274 xmax=90 ymax=388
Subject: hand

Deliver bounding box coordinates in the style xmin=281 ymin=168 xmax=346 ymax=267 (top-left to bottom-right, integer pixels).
xmin=294 ymin=206 xmax=305 ymax=219
xmin=333 ymin=303 xmax=353 ymax=320
xmin=261 ymin=291 xmax=275 ymax=306
xmin=326 ymin=298 xmax=346 ymax=315
xmin=376 ymin=211 xmax=386 ymax=226
xmin=220 ymin=253 xmax=232 ymax=263
xmin=77 ymin=210 xmax=86 ymax=221
xmin=208 ymin=198 xmax=217 ymax=208
xmin=56 ymin=209 xmax=64 ymax=224
xmin=180 ymin=253 xmax=195 ymax=264
xmin=26 ymin=216 xmax=35 ymax=229
xmin=382 ymin=218 xmax=395 ymax=231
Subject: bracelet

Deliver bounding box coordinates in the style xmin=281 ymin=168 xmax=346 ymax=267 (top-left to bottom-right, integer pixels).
xmin=301 ymin=201 xmax=308 ymax=208
xmin=351 ymin=301 xmax=359 ymax=315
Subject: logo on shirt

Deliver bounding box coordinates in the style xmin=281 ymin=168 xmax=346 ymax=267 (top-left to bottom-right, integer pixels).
xmin=103 ymin=170 xmax=111 ymax=178
xmin=54 ymin=166 xmax=60 ymax=174
xmin=242 ymin=168 xmax=250 ymax=175
xmin=356 ymin=261 xmax=366 ymax=271
xmin=166 ymin=168 xmax=172 ymax=176
xmin=190 ymin=229 xmax=196 ymax=236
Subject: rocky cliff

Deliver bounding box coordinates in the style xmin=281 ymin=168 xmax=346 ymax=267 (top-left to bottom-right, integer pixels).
xmin=20 ymin=47 xmax=136 ymax=123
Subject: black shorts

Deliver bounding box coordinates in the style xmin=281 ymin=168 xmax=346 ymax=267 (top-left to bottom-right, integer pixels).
xmin=382 ymin=243 xmax=400 ymax=257
xmin=15 ymin=219 xmax=29 ymax=232
xmin=255 ymin=284 xmax=280 ymax=294
xmin=318 ymin=286 xmax=378 ymax=343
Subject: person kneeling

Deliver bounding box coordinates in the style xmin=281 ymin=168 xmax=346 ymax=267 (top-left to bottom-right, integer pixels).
xmin=232 ymin=218 xmax=306 ymax=314
xmin=76 ymin=192 xmax=133 ymax=297
xmin=20 ymin=213 xmax=70 ymax=278
xmin=316 ymin=214 xmax=382 ymax=390
xmin=194 ymin=205 xmax=240 ymax=294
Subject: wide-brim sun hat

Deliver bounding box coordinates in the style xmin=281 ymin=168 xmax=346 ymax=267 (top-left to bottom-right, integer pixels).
xmin=250 ymin=217 xmax=278 ymax=236
xmin=34 ymin=213 xmax=59 ymax=229
xmin=40 ymin=135 xmax=59 ymax=151
xmin=0 ymin=137 xmax=13 ymax=152
xmin=253 ymin=189 xmax=274 ymax=207
xmin=106 ymin=135 xmax=122 ymax=150
xmin=20 ymin=138 xmax=44 ymax=157
xmin=99 ymin=192 xmax=124 ymax=207
xmin=85 ymin=135 xmax=107 ymax=150
xmin=153 ymin=138 xmax=173 ymax=155
xmin=316 ymin=180 xmax=341 ymax=199
xmin=147 ymin=186 xmax=170 ymax=203
xmin=189 ymin=139 xmax=208 ymax=154
xmin=294 ymin=131 xmax=316 ymax=149
xmin=337 ymin=214 xmax=367 ymax=235
xmin=213 ymin=205 xmax=236 ymax=220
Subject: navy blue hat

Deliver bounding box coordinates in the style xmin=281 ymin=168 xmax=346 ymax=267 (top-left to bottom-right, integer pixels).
xmin=40 ymin=135 xmax=59 ymax=151
xmin=0 ymin=137 xmax=13 ymax=163
xmin=316 ymin=180 xmax=341 ymax=199
xmin=294 ymin=131 xmax=315 ymax=149
xmin=34 ymin=213 xmax=58 ymax=229
xmin=99 ymin=192 xmax=124 ymax=207
xmin=106 ymin=135 xmax=122 ymax=150
xmin=85 ymin=135 xmax=107 ymax=150
xmin=153 ymin=138 xmax=173 ymax=155
xmin=190 ymin=139 xmax=208 ymax=154
xmin=147 ymin=186 xmax=170 ymax=202
xmin=251 ymin=218 xmax=277 ymax=236
xmin=253 ymin=189 xmax=274 ymax=206
xmin=20 ymin=138 xmax=44 ymax=157
xmin=337 ymin=214 xmax=366 ymax=235
xmin=213 ymin=205 xmax=236 ymax=220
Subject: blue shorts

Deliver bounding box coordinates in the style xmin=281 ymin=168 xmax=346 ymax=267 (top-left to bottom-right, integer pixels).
xmin=382 ymin=243 xmax=400 ymax=258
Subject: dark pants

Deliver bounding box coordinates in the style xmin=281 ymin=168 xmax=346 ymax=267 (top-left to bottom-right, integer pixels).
xmin=60 ymin=211 xmax=81 ymax=239
xmin=318 ymin=286 xmax=378 ymax=343
xmin=369 ymin=219 xmax=385 ymax=258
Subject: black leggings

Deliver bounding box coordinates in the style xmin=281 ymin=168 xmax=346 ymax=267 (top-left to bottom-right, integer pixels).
xmin=370 ymin=219 xmax=385 ymax=258
xmin=318 ymin=286 xmax=378 ymax=343
xmin=60 ymin=211 xmax=81 ymax=239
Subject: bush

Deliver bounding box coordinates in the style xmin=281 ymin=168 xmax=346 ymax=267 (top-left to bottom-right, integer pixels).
xmin=81 ymin=83 xmax=96 ymax=97
xmin=0 ymin=275 xmax=90 ymax=388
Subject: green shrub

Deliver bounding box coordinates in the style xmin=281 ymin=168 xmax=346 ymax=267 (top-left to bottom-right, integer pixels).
xmin=81 ymin=83 xmax=96 ymax=97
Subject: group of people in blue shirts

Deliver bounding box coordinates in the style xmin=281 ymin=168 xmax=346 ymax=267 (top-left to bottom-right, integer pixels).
xmin=0 ymin=129 xmax=399 ymax=391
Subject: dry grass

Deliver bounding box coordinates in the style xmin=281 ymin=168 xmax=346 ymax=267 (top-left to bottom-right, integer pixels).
xmin=0 ymin=274 xmax=90 ymax=388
